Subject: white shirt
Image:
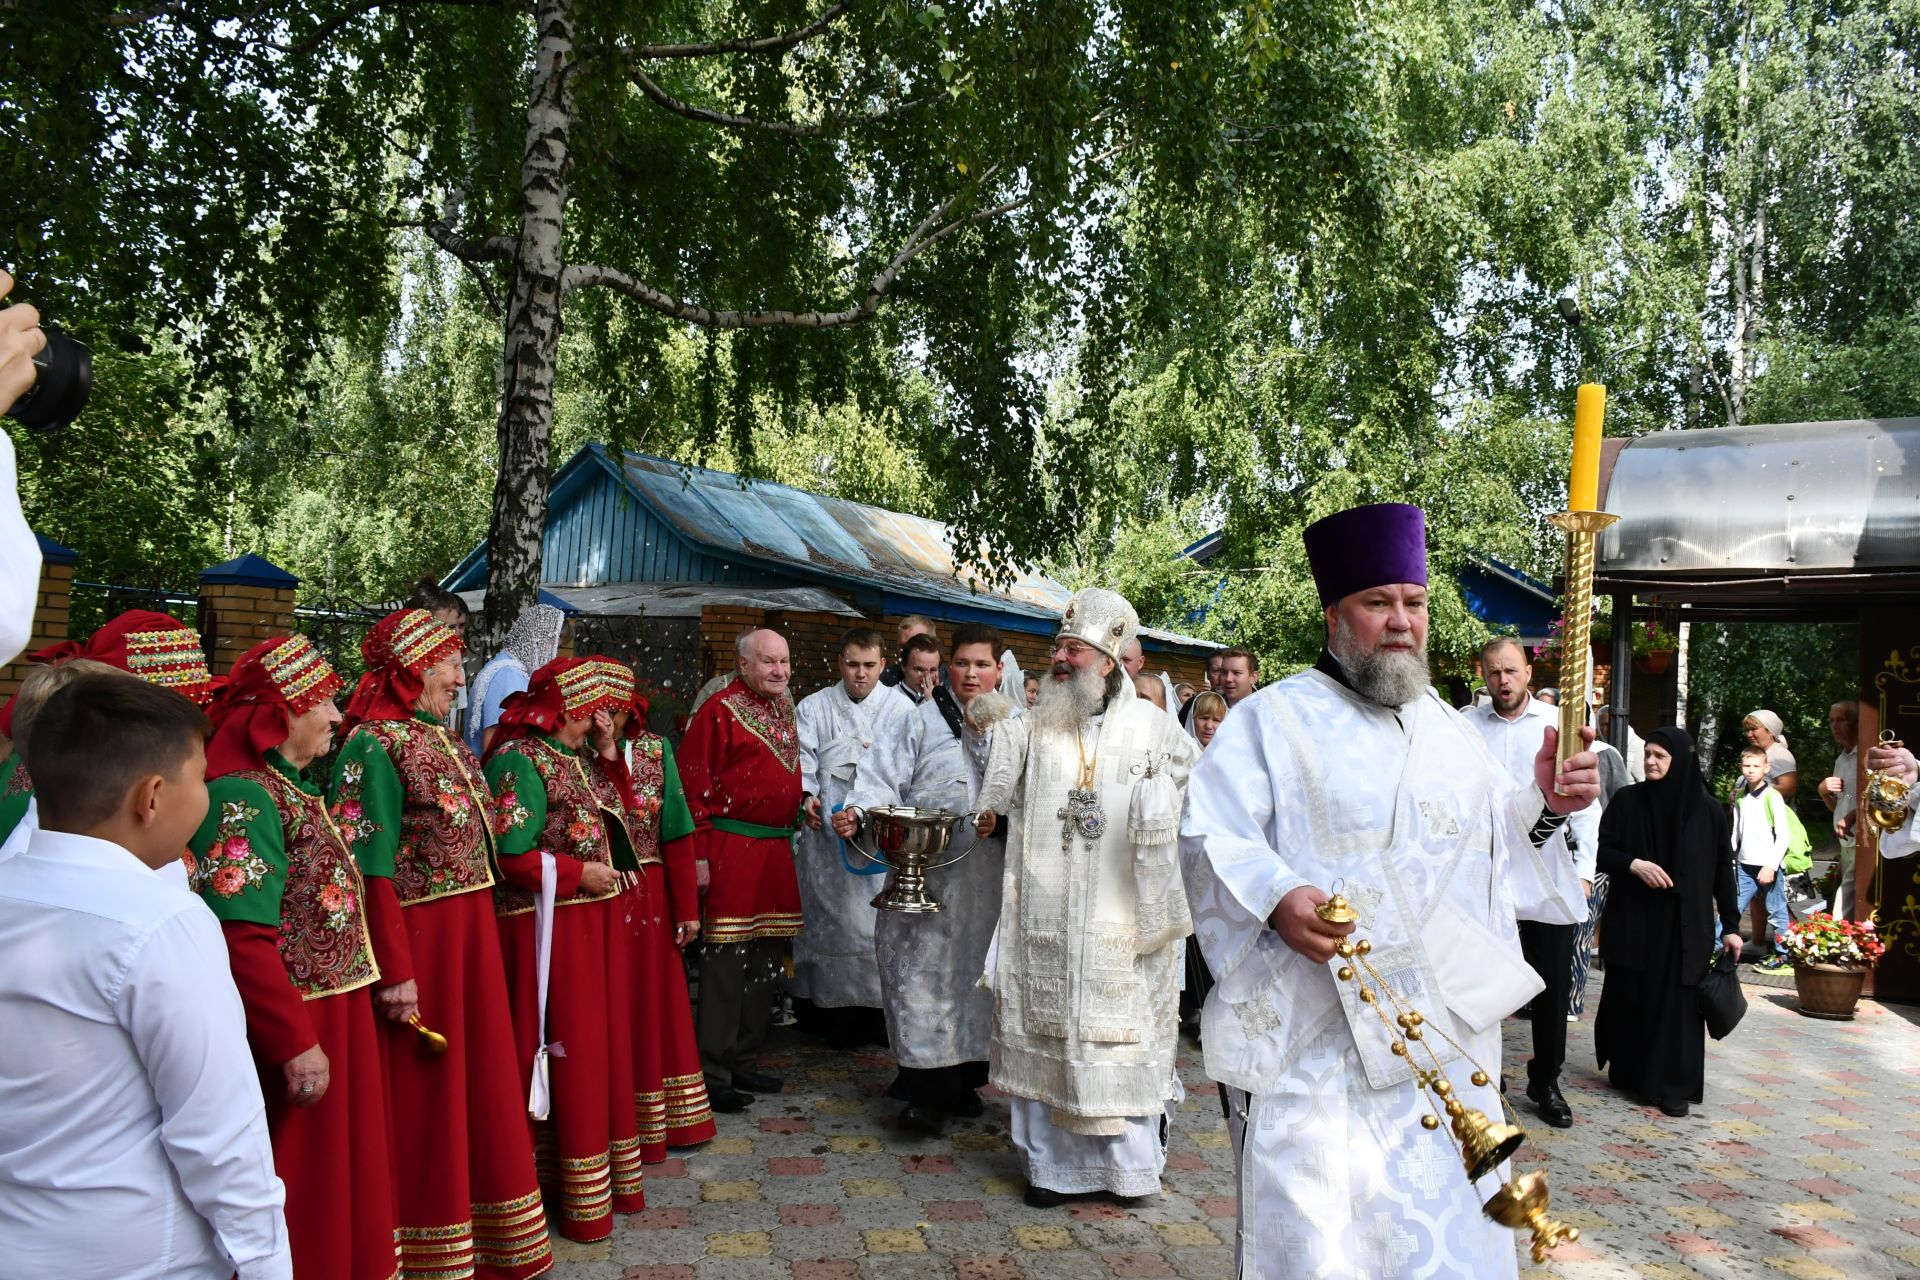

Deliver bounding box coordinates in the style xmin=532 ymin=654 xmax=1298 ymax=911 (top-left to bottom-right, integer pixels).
xmin=1467 ymin=696 xmax=1600 ymax=887
xmin=0 ymin=432 xmax=39 ymax=668
xmin=1732 ymin=785 xmax=1792 ymax=872
xmin=1832 ymin=745 xmax=1859 ymax=836
xmin=0 ymin=829 xmax=292 ymax=1279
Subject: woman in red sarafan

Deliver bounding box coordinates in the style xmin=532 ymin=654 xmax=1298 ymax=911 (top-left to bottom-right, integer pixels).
xmin=592 ymin=659 xmax=716 ymax=1159
xmin=484 ymin=658 xmax=643 ymax=1243
xmin=331 ymin=609 xmax=554 ymax=1278
xmin=188 ymin=635 xmax=400 ymax=1280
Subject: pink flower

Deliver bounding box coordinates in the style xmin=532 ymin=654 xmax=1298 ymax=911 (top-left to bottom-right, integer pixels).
xmin=222 ymin=836 xmax=252 ymax=862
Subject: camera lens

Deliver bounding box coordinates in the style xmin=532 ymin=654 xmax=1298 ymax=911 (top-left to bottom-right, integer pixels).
xmin=6 ymin=332 xmax=92 ymax=431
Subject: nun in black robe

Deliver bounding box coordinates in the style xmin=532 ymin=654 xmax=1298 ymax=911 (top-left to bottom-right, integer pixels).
xmin=1593 ymin=726 xmax=1742 ymax=1116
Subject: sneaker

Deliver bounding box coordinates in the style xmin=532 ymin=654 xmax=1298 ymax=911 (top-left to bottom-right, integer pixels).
xmin=1754 ymin=955 xmax=1790 ymax=973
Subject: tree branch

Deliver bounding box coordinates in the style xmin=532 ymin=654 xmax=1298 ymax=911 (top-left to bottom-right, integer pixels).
xmin=275 ymin=0 xmax=521 ymax=57
xmin=626 ymin=65 xmax=917 ymax=136
xmin=561 ymin=167 xmax=1031 ymax=329
xmin=422 ymin=183 xmax=518 ymax=264
xmin=627 ymin=1 xmax=851 ymax=59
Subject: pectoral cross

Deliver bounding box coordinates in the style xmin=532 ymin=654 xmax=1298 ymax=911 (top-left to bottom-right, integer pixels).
xmin=1058 ymin=787 xmax=1107 ymax=853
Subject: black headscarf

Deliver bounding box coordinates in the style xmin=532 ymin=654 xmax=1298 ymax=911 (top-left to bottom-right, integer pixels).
xmin=1628 ymin=726 xmax=1716 ymax=870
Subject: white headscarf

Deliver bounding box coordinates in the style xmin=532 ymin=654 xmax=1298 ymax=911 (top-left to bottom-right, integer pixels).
xmin=472 ymin=603 xmax=568 ymax=713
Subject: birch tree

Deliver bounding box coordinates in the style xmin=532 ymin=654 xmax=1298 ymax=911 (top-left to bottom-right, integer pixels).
xmin=4 ymin=0 xmax=1384 ymax=642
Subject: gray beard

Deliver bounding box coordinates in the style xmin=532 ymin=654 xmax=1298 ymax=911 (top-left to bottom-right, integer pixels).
xmin=1331 ymin=618 xmax=1431 ymax=708
xmin=1032 ymin=664 xmax=1108 ymax=736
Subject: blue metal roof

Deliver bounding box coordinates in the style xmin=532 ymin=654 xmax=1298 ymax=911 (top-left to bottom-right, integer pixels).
xmin=1458 ymin=554 xmax=1557 ymax=638
xmin=445 ymin=444 xmax=1219 ymax=651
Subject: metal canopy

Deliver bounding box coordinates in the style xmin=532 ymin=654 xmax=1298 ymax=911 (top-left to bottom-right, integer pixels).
xmin=1595 ymin=416 xmax=1920 ymax=618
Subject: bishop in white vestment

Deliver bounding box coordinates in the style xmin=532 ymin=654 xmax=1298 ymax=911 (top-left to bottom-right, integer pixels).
xmin=1178 ymin=504 xmax=1597 ymax=1280
xmin=978 ymin=589 xmax=1197 ymax=1206
xmin=793 ymin=631 xmax=915 ymax=1026
xmin=839 ymin=623 xmax=1016 ymax=1134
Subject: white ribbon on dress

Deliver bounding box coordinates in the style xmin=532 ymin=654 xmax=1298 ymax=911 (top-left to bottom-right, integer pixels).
xmin=528 ymin=850 xmax=561 ymax=1119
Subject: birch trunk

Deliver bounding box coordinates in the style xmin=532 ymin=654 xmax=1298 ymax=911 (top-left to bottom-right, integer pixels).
xmin=482 ymin=0 xmax=575 ymax=646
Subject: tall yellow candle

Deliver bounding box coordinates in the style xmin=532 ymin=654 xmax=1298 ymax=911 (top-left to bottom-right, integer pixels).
xmin=1570 ymin=383 xmax=1605 ymax=512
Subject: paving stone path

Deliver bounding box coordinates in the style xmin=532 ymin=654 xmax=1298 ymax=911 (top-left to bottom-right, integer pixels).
xmin=549 ymin=973 xmax=1920 ymax=1280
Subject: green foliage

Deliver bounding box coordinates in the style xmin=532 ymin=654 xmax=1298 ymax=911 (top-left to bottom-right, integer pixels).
xmin=1687 ymin=622 xmax=1857 ymax=795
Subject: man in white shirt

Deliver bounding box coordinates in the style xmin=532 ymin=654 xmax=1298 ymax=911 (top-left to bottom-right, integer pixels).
xmin=0 ymin=672 xmax=291 ymax=1279
xmin=1467 ymin=637 xmax=1599 ymax=1129
xmin=1818 ymin=700 xmax=1860 ymax=915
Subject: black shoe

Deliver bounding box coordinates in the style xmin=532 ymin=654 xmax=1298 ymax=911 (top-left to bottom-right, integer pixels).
xmin=1659 ymin=1100 xmax=1690 ymax=1118
xmin=733 ymin=1070 xmax=785 ymax=1094
xmin=897 ymin=1105 xmax=945 ymax=1137
xmin=1526 ymin=1083 xmax=1573 ymax=1129
xmin=1022 ymin=1185 xmax=1068 ymax=1209
xmin=708 ymin=1087 xmax=754 ymax=1113
xmin=948 ymin=1091 xmax=985 ymax=1119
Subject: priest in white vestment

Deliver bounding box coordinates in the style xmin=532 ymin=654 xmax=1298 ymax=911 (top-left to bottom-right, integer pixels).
xmin=1178 ymin=503 xmax=1599 ymax=1280
xmin=793 ymin=628 xmax=916 ymax=1044
xmin=837 ymin=622 xmax=1017 ymax=1135
xmin=977 ymin=589 xmax=1198 ymax=1207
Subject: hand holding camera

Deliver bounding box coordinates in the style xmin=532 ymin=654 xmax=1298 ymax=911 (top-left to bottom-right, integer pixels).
xmin=0 ymin=268 xmax=92 ymax=430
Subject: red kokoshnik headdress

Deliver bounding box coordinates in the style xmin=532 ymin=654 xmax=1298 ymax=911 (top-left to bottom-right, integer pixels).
xmin=204 ymin=635 xmax=345 ymax=779
xmin=340 ymin=608 xmax=463 ymax=737
xmin=0 ymin=609 xmax=216 ymax=738
xmin=486 ymin=656 xmax=624 ymax=759
xmin=588 ymin=657 xmax=651 ymax=738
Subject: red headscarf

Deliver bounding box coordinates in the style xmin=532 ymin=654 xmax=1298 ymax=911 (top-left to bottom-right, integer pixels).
xmin=340 ymin=608 xmax=463 ymax=738
xmin=205 ymin=635 xmax=345 ymax=779
xmin=485 ymin=656 xmax=623 ymax=759
xmin=0 ymin=609 xmax=216 ymax=738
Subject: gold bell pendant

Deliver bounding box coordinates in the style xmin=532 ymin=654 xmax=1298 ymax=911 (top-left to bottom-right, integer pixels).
xmin=1482 ymin=1170 xmax=1580 ymax=1263
xmin=408 ymin=1013 xmax=450 ymax=1056
xmin=1316 ymin=893 xmax=1359 ymax=926
xmin=1452 ymin=1107 xmax=1527 ymax=1183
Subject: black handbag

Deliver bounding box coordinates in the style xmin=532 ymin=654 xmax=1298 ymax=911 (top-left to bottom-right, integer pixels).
xmin=1698 ymin=949 xmax=1748 ymax=1040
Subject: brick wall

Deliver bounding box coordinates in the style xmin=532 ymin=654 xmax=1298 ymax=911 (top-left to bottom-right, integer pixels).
xmin=0 ymin=558 xmax=73 ymax=701
xmin=200 ymin=584 xmax=298 ymax=675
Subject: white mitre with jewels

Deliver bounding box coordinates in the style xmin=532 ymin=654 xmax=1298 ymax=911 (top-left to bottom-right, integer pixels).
xmin=1058 ymin=588 xmax=1138 ymax=661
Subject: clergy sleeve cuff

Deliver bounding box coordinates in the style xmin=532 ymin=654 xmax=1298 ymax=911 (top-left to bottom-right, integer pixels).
xmin=1528 ymin=806 xmax=1569 ymax=850
xmin=220 ymin=922 xmax=318 ymax=1065
xmin=363 ymin=876 xmax=414 ymax=986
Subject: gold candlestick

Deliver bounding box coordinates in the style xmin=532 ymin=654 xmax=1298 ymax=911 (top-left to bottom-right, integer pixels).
xmin=1545 ymin=509 xmax=1620 ymax=789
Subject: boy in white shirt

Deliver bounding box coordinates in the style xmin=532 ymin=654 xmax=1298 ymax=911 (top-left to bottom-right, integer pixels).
xmin=0 ymin=672 xmax=290 ymax=1278
xmin=1732 ymin=745 xmax=1793 ymax=972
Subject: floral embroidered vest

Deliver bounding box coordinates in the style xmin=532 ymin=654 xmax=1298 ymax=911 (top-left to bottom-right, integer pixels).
xmin=493 ymin=736 xmax=620 ymax=917
xmin=2 ymin=757 xmax=31 ymax=802
xmin=618 ymin=735 xmax=669 ymax=867
xmin=230 ymin=767 xmax=380 ymax=1000
xmin=722 ymin=682 xmax=800 ymax=773
xmin=343 ymin=719 xmax=495 ymax=905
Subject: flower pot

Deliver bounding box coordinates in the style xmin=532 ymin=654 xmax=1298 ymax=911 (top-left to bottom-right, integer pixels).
xmin=1792 ymin=962 xmax=1868 ymax=1020
xmin=1634 ymin=650 xmax=1674 ymax=676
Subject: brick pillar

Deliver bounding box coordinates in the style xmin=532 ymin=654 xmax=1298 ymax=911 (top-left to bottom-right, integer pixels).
xmin=700 ymin=606 xmax=768 ymax=683
xmin=0 ymin=534 xmax=77 ymax=701
xmin=198 ymin=554 xmax=300 ymax=675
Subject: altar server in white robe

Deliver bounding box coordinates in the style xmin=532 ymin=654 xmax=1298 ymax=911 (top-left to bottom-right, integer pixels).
xmin=793 ymin=627 xmax=915 ymax=1044
xmin=976 ymin=589 xmax=1198 ymax=1207
xmin=836 ymin=622 xmax=1017 ymax=1135
xmin=1178 ymin=502 xmax=1598 ymax=1280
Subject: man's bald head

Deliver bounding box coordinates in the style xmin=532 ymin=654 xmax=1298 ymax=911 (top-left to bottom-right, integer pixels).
xmin=1121 ymin=638 xmax=1145 ymax=678
xmin=735 ymin=628 xmax=792 ymax=698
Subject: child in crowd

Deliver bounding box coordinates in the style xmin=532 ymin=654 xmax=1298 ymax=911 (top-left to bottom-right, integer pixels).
xmin=1732 ymin=744 xmax=1792 ymax=972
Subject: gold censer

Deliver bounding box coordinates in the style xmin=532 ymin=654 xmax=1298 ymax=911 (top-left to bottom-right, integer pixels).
xmin=1319 ymin=894 xmax=1579 ymax=1263
xmin=1863 ymin=731 xmax=1914 ymax=834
